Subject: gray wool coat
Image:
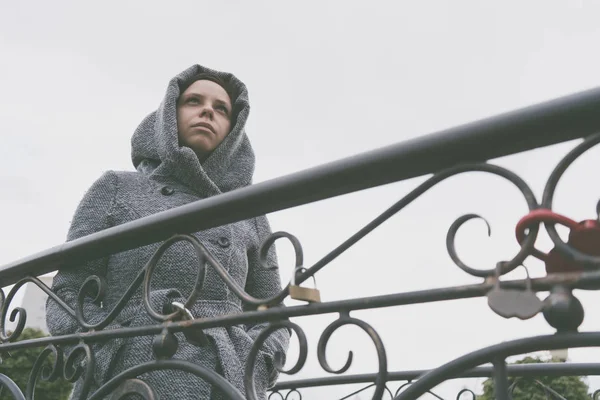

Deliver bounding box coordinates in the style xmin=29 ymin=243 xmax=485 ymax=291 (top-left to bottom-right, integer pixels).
xmin=45 ymin=64 xmax=290 ymax=399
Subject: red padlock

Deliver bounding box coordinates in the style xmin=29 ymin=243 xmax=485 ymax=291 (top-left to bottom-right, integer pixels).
xmin=516 ymin=209 xmax=600 ymax=274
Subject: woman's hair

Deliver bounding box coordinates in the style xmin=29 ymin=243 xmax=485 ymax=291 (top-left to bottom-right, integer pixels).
xmin=178 ymin=73 xmax=235 ymax=102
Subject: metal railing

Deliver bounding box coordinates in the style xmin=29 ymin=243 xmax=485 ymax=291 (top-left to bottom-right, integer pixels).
xmin=3 ymin=86 xmax=600 ymax=399
xmin=270 ymin=363 xmax=600 ymax=399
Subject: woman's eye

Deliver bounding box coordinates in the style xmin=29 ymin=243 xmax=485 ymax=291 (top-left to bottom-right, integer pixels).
xmin=217 ymin=105 xmax=229 ymax=114
xmin=187 ymin=97 xmax=200 ymax=105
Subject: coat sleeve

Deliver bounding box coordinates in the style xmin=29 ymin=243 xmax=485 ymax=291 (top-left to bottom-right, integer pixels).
xmin=45 ymin=171 xmax=119 ymax=337
xmin=244 ymin=216 xmax=291 ymax=386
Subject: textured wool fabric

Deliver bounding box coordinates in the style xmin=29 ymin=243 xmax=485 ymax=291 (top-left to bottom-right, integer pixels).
xmin=46 ymin=64 xmax=290 ymax=399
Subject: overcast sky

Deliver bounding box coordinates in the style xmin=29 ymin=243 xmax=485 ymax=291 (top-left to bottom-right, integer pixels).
xmin=3 ymin=1 xmax=600 ymax=398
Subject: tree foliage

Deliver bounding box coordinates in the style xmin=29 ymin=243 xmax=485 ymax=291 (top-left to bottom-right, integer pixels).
xmin=0 ymin=328 xmax=73 ymax=400
xmin=478 ymin=356 xmax=590 ymax=400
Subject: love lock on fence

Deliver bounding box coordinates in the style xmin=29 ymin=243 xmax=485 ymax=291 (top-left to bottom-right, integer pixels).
xmin=289 ymin=267 xmax=321 ymax=303
xmin=494 ymin=208 xmax=592 ymax=331
xmin=487 ymin=263 xmax=543 ymax=320
xmin=170 ymin=301 xmax=209 ymax=347
xmin=516 ymin=208 xmax=600 ymax=273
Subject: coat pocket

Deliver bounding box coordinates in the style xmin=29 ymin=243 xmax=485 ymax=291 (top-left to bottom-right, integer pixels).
xmin=229 ymin=325 xmax=271 ymax=397
xmin=83 ymin=332 xmax=126 ymax=389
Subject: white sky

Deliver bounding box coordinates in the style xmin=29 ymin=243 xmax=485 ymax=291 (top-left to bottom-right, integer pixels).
xmin=2 ymin=1 xmax=600 ymax=398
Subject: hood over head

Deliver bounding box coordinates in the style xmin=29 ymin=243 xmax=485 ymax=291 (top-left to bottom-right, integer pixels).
xmin=131 ymin=64 xmax=255 ymax=197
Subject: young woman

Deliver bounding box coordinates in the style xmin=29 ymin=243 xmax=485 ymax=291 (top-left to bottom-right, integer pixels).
xmin=46 ymin=64 xmax=290 ymax=399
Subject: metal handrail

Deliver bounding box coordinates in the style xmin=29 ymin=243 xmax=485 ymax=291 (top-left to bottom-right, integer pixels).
xmin=2 ymin=87 xmax=600 ymax=286
xmin=272 ymin=363 xmax=600 ymax=390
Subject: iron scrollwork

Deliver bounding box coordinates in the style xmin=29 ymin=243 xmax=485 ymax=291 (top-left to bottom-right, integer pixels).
xmin=317 ymin=312 xmax=387 ymax=400
xmin=3 ymin=115 xmax=600 ymax=398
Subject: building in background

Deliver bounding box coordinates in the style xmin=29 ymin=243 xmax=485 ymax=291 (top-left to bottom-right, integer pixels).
xmin=5 ymin=274 xmax=54 ymax=334
xmin=21 ymin=274 xmax=54 ymax=333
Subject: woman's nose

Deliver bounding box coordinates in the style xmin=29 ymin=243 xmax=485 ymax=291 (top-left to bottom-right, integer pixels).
xmin=200 ymin=106 xmax=214 ymax=119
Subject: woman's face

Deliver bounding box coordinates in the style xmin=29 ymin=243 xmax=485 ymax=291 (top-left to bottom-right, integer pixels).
xmin=177 ymin=79 xmax=232 ymax=160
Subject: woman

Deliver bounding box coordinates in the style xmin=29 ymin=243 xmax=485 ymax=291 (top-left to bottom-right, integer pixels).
xmin=46 ymin=64 xmax=290 ymax=399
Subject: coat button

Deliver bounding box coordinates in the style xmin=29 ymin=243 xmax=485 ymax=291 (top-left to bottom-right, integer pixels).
xmin=217 ymin=237 xmax=230 ymax=248
xmin=160 ymin=186 xmax=175 ymax=196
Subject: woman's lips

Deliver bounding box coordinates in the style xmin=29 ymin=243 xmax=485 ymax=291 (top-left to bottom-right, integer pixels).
xmin=190 ymin=122 xmax=215 ymax=134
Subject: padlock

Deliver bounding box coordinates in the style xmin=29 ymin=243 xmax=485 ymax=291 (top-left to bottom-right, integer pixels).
xmin=170 ymin=301 xmax=209 ymax=347
xmin=289 ymin=267 xmax=321 ymax=303
xmin=487 ymin=263 xmax=543 ymax=320
xmin=545 ymin=219 xmax=600 ymax=273
xmin=516 ymin=209 xmax=600 ymax=274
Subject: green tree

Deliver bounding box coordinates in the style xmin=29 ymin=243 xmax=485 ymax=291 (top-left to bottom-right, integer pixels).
xmin=478 ymin=356 xmax=590 ymax=400
xmin=0 ymin=328 xmax=73 ymax=400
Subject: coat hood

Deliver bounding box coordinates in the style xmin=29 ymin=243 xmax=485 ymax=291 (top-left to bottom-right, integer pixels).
xmin=131 ymin=64 xmax=255 ymax=197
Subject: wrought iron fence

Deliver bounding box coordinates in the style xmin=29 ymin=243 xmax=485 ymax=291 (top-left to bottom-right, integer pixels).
xmin=270 ymin=363 xmax=600 ymax=399
xmin=3 ymin=87 xmax=600 ymax=399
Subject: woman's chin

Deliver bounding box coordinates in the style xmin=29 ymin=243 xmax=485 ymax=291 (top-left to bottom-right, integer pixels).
xmin=185 ymin=138 xmax=213 ymax=155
